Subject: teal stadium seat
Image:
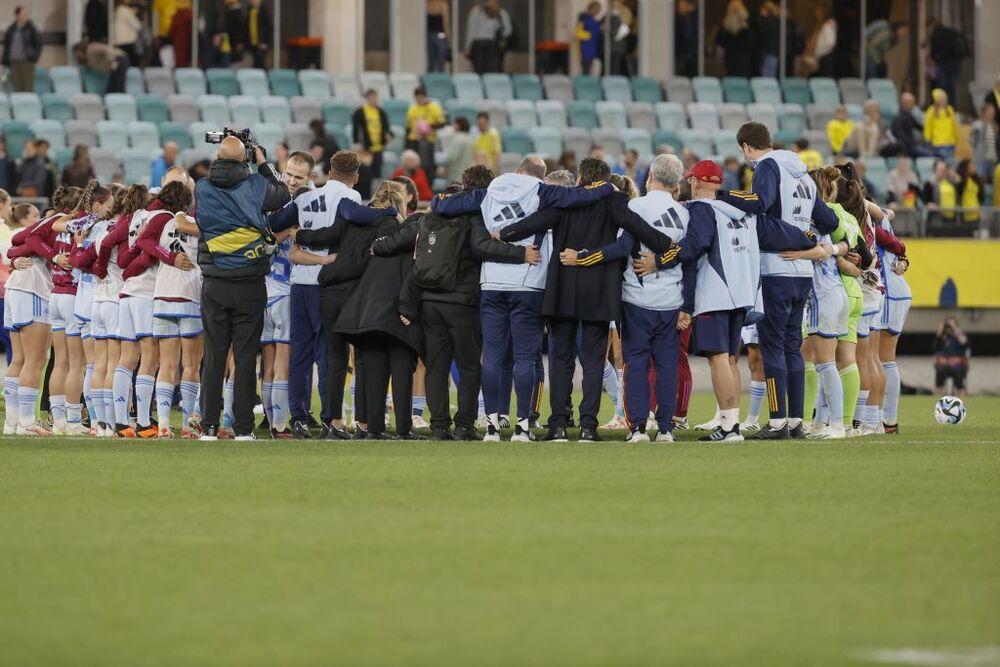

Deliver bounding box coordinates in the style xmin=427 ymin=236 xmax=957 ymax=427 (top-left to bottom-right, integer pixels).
xmin=260 ymin=96 xmax=292 ymax=125
xmin=2 ymin=121 xmax=34 ymax=156
xmin=776 ymin=103 xmax=807 ymax=136
xmin=527 ymin=126 xmax=562 ymax=159
xmin=500 ymin=127 xmax=534 ymax=155
xmin=595 ymin=101 xmax=627 ymax=130
xmin=630 ymin=77 xmax=662 ymax=103
xmin=0 ymin=94 xmax=8 ymax=122
xmin=229 ymin=96 xmax=262 ymax=125
xmin=122 ymin=147 xmax=155 ymax=185
xmin=331 ymin=74 xmax=361 ymax=102
xmin=97 ymin=120 xmax=130 ymax=151
xmin=809 ymin=77 xmax=840 ymax=105
xmin=654 ymin=102 xmax=686 ymax=132
xmin=30 ymin=119 xmax=66 ymax=148
xmin=692 ymin=77 xmax=723 ymax=104
xmin=651 ymin=128 xmax=682 ymax=152
xmin=175 ymin=68 xmax=207 ymax=96
xmin=422 ymin=73 xmax=454 ymax=101
xmin=868 ymin=78 xmax=899 ymax=117
xmin=128 ymin=121 xmax=160 ymax=150
xmin=505 ymin=100 xmax=537 ymax=128
xmin=137 ymin=95 xmax=169 ymax=124
xmin=50 ymin=66 xmax=83 ymax=96
xmin=384 ymin=98 xmax=410 ymax=127
xmin=512 ymin=74 xmax=543 ymax=101
xmin=722 ymin=77 xmax=753 ymax=104
xmin=126 ymin=67 xmax=145 ymax=95
xmin=389 ymin=72 xmax=420 ymax=100
xmin=198 ymin=95 xmax=231 ymax=125
xmin=298 ymin=70 xmax=332 ymax=99
xmin=535 ymin=100 xmax=566 ymax=129
xmin=206 ymin=68 xmax=240 ymax=96
xmin=620 ymin=127 xmax=653 ymax=159
xmin=678 ymin=129 xmax=712 ymax=157
xmin=482 ymin=73 xmax=513 ymax=100
xmin=445 ymin=99 xmax=477 ymax=124
xmin=159 ymin=121 xmax=194 ymax=150
xmin=12 ymin=93 xmax=43 ymax=121
xmin=572 ymin=76 xmax=603 ymax=102
xmin=323 ymin=123 xmax=350 ymax=149
xmin=567 ymin=101 xmax=598 ymax=129
xmin=452 ymin=73 xmax=484 ymax=101
xmin=687 ymin=102 xmax=719 ymax=131
xmin=359 ymin=71 xmax=391 ymax=100
xmin=781 ymin=77 xmax=811 ymax=105
xmin=82 ymin=68 xmax=110 ymax=94
xmin=105 ymin=93 xmax=138 ymax=122
xmin=601 ymin=76 xmax=632 ymax=102
xmin=41 ymin=93 xmax=72 ymax=121
xmin=750 ymin=77 xmax=782 ymax=105
xmin=237 ymin=69 xmax=270 ymax=97
xmin=252 ymin=123 xmax=285 ymax=155
xmin=268 ymin=69 xmax=301 ymax=98
xmin=322 ymin=99 xmax=353 ymax=127
xmin=33 ymin=67 xmax=52 ymax=94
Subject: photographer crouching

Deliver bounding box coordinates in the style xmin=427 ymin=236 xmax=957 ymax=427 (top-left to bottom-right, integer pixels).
xmin=195 ymin=133 xmax=290 ymax=440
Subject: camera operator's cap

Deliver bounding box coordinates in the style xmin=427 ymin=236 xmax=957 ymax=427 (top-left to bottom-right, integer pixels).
xmin=685 ymin=160 xmax=723 ymax=184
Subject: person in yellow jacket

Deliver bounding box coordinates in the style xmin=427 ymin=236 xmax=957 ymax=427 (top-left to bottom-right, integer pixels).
xmin=921 ymin=159 xmax=958 ymax=222
xmin=994 ymin=162 xmax=1000 ymax=207
xmin=473 ymin=112 xmax=501 ymax=171
xmin=826 ymin=105 xmax=854 ymax=155
xmin=955 ymin=159 xmax=983 ymax=224
xmin=924 ymin=88 xmax=959 ymax=161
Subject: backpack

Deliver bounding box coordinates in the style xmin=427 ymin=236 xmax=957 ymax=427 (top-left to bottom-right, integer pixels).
xmin=412 ymin=212 xmax=469 ymax=291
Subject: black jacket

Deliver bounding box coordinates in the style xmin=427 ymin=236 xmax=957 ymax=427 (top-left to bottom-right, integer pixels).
xmin=352 ymin=106 xmax=393 ymax=153
xmin=333 ymin=218 xmax=422 ymax=354
xmin=85 ymin=0 xmax=108 ymax=42
xmin=371 ymin=211 xmax=526 ymax=308
xmin=246 ymin=4 xmax=271 ymax=48
xmin=2 ymin=21 xmax=42 ymax=65
xmin=500 ymin=191 xmax=673 ymax=321
xmin=294 ymin=213 xmax=384 ymax=299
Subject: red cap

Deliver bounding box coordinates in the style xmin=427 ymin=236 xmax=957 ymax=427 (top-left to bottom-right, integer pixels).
xmin=684 ymin=160 xmax=723 ymax=184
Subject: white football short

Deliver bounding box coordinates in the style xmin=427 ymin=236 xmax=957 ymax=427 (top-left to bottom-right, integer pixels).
xmin=881 ymin=296 xmax=911 ymax=336
xmin=858 ymin=292 xmax=885 ymax=339
xmin=117 ymin=295 xmax=155 ymax=341
xmin=806 ymin=288 xmax=849 ymax=338
xmin=262 ymin=295 xmax=290 ymax=345
xmin=153 ymin=301 xmax=202 ymax=338
xmin=740 ymin=324 xmax=759 ymax=347
xmin=91 ymin=301 xmax=120 ymax=339
xmin=50 ymin=293 xmax=80 ymax=336
xmin=4 ymin=289 xmax=49 ymax=331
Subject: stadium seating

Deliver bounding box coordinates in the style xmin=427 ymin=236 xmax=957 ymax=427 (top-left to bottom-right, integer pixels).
xmin=159 ymin=121 xmax=194 ymax=149
xmin=498 ymin=152 xmax=521 ymax=174
xmin=476 ymin=99 xmax=508 ymax=128
xmin=654 ymin=102 xmax=686 ymax=132
xmin=97 ymin=120 xmax=130 ymax=151
xmin=269 ymin=69 xmax=301 ymax=98
xmin=360 ymin=71 xmax=391 ymax=100
xmin=722 ymin=77 xmax=753 ymax=104
xmin=51 ymin=66 xmax=83 ymax=96
xmin=561 ymin=127 xmax=592 ymax=159
xmin=237 ymin=69 xmax=270 ymax=97
xmin=602 ymin=76 xmax=632 ymax=103
xmin=291 ymin=96 xmax=322 ymax=124
xmin=206 ymin=69 xmax=239 ymax=96
xmin=536 ymin=100 xmax=566 ymax=129
xmin=91 ymin=148 xmax=123 ymax=182
xmin=568 ymin=101 xmax=598 ymax=130
xmin=65 ymin=120 xmax=97 ymax=148
xmin=806 ymin=103 xmax=836 ymax=130
xmin=322 ymin=98 xmax=353 ymax=127
xmin=651 ymin=128 xmax=681 ymax=152
xmin=105 ymin=93 xmax=138 ymax=122
xmin=712 ymin=128 xmax=740 ymax=157
xmin=190 ymin=122 xmax=219 ymax=148
xmin=137 ymin=95 xmax=170 ymax=124
xmin=453 ymin=73 xmax=484 ymax=100
xmin=284 ymin=123 xmax=313 ymax=152
xmin=124 ymin=68 xmax=145 ymax=95
xmin=692 ymin=77 xmax=724 ymax=104
xmin=260 ymin=96 xmax=292 ymax=125
xmin=144 ymin=67 xmax=176 ymax=96
xmin=384 ymin=98 xmax=410 ymax=126
xmin=620 ymin=127 xmax=653 ymax=159
xmin=864 ymin=156 xmax=888 ymax=197
xmin=33 ymin=67 xmax=52 ymax=95
xmin=198 ymin=95 xmax=231 ymax=124
xmin=630 ymin=77 xmax=662 ymax=103
xmin=72 ymin=94 xmax=105 ymax=122
xmin=331 ymin=74 xmax=362 ymax=103
xmin=625 ymin=102 xmax=657 ymax=131
xmin=595 ymin=101 xmax=627 ymax=130
xmin=390 ymin=72 xmax=419 ymax=100
xmin=123 ymin=147 xmax=156 ymax=185
xmin=11 ymin=93 xmax=42 ymax=121
xmin=750 ymin=77 xmax=783 ymax=105
xmin=482 ymin=73 xmax=513 ymax=101
xmin=0 ymin=94 xmax=9 ymax=122
xmin=42 ymin=93 xmax=74 ymax=122
xmin=229 ymin=96 xmax=262 ymax=125
xmin=687 ymin=102 xmax=720 ymax=131
xmin=747 ymin=102 xmax=778 ymax=130
xmin=422 ymin=73 xmax=454 ymax=101
xmin=527 ymin=126 xmax=562 ymax=159
xmin=506 ymin=100 xmax=537 ymax=128
xmin=809 ymin=78 xmax=840 ymax=106
xmin=512 ymin=74 xmax=543 ymax=101
xmin=776 ymin=103 xmax=807 ymax=135
xmin=543 ymin=75 xmax=574 ymax=103
xmin=592 ymin=128 xmax=624 ymax=159
xmin=2 ymin=121 xmax=33 ymax=156
xmin=679 ymin=129 xmax=712 ymax=157
xmin=663 ymin=77 xmax=694 ymax=104
xmin=572 ymin=76 xmax=604 ymax=102
xmin=718 ymin=102 xmax=747 ymax=130
xmin=445 ymin=99 xmax=477 ymax=124
xmin=128 ymin=121 xmax=161 ymax=150
xmin=253 ymin=123 xmax=285 ymax=155
xmin=175 ymin=68 xmax=207 ymax=96
xmin=82 ymin=69 xmax=110 ymax=95
xmin=868 ymin=78 xmax=899 ymax=117
xmin=500 ymin=127 xmax=533 ymax=155
xmin=838 ymin=77 xmax=868 ymax=106
xmin=300 ymin=70 xmax=332 ymax=99
xmin=781 ymin=77 xmax=811 ymax=106
xmin=30 ymin=119 xmax=66 ymax=148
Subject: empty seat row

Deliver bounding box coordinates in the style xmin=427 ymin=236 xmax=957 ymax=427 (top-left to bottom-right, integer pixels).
xmin=495 ymin=126 xmax=743 ymax=163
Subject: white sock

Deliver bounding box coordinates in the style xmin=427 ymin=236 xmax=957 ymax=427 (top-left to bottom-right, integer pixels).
xmin=882 ymin=361 xmax=900 ymax=424
xmin=50 ymin=395 xmax=66 ymax=426
xmin=854 ymin=390 xmax=869 ymax=425
xmin=865 ymin=403 xmax=880 ymax=428
xmin=262 ymin=382 xmax=273 ymax=425
xmin=769 ymin=418 xmax=787 ymax=429
xmin=155 ymin=382 xmax=173 ymax=427
xmin=223 ymin=379 xmax=234 ymax=428
xmin=18 ymin=386 xmax=39 ymax=427
xmin=271 ymin=380 xmax=289 ymax=431
xmin=83 ymin=363 xmax=95 ymax=424
xmin=135 ymin=375 xmax=155 ymax=427
xmin=4 ymin=377 xmax=19 ymax=428
xmin=488 ymin=412 xmax=499 ymax=429
xmin=67 ymin=403 xmax=83 ymax=425
xmin=90 ymin=388 xmax=105 ymax=426
xmin=787 ymin=417 xmax=802 ymax=429
xmin=748 ymin=381 xmax=765 ymax=420
xmin=180 ymin=381 xmax=199 ymax=425
xmin=817 ymin=362 xmax=843 ymax=426
xmin=112 ymin=367 xmax=134 ymax=426
xmin=720 ymin=408 xmax=739 ymax=431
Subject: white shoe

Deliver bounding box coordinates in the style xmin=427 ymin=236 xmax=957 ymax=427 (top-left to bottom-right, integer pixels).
xmin=875 ymin=422 xmax=885 ymax=434
xmin=655 ymin=430 xmax=676 ymax=442
xmin=739 ymin=418 xmax=760 ymax=433
xmin=625 ymin=429 xmax=650 ymax=443
xmin=234 ymin=433 xmax=256 ymax=441
xmin=17 ymin=423 xmax=51 ymax=436
xmin=51 ymin=422 xmax=66 ymax=436
xmin=807 ymin=420 xmax=827 ymax=437
xmin=645 ymin=411 xmax=657 ymax=433
xmin=483 ymin=424 xmax=501 ymax=442
xmin=807 ymin=424 xmax=847 ymax=440
xmin=199 ymin=434 xmax=218 ymax=441
xmin=3 ymin=423 xmax=17 ymax=435
xmin=412 ymin=415 xmax=429 ymax=429
xmin=672 ymin=417 xmax=689 ymax=430
xmin=510 ymin=424 xmax=536 ymax=442
xmin=498 ymin=415 xmax=510 ymax=429
xmin=475 ymin=415 xmax=489 ymax=429
xmin=64 ymin=422 xmax=89 ymax=436
xmin=695 ymin=418 xmax=720 ymax=431
xmin=602 ymin=416 xmax=627 ymax=429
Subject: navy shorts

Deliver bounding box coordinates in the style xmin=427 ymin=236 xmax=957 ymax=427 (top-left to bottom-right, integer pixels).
xmin=692 ymin=309 xmax=745 ymax=356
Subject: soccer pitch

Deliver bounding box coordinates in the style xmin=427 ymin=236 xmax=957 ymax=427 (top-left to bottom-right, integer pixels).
xmin=0 ymin=394 xmax=997 ymax=667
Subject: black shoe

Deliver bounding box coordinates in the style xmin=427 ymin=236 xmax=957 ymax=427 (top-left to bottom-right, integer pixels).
xmin=788 ymin=422 xmax=806 ymax=439
xmin=883 ymin=422 xmax=899 ymax=434
xmin=511 ymin=424 xmax=536 ymax=442
xmin=579 ymin=426 xmax=601 ymax=442
xmin=852 ymin=419 xmax=863 ymax=430
xmin=305 ymin=414 xmax=321 ymax=429
xmin=529 ymin=413 xmax=540 ymax=429
xmin=454 ymin=426 xmax=483 ymax=441
xmin=324 ymin=423 xmax=351 ymax=440
xmin=750 ymin=423 xmax=789 ymax=440
xmin=430 ymin=428 xmax=453 ymax=441
xmin=397 ymin=431 xmax=428 ymax=441
xmin=352 ymin=425 xmax=369 ymax=440
xmin=319 ymin=423 xmax=333 ymax=439
xmin=367 ymin=431 xmax=398 ymax=441
xmin=699 ymin=425 xmax=744 ymax=442
xmin=271 ymin=427 xmax=293 ymax=440
xmin=543 ymin=426 xmax=568 ymax=442
xmin=200 ymin=425 xmax=218 ymax=440
xmin=567 ymin=416 xmax=577 ymax=428
xmin=291 ymin=420 xmax=311 ymax=440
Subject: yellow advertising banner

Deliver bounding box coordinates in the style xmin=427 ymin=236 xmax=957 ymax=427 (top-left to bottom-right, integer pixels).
xmin=903 ymin=240 xmax=1000 ymax=308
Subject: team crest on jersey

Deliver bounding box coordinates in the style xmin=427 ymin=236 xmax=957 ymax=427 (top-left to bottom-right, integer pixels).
xmin=428 ymin=232 xmax=437 ymax=246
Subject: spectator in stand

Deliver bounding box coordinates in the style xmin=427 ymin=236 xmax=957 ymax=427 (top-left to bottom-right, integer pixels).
xmin=921 ymin=159 xmax=958 ymax=224
xmin=927 ymin=18 xmax=969 ymax=107
xmin=61 ymin=145 xmax=96 ymax=188
xmin=576 ymin=2 xmax=602 ymax=76
xmin=444 ymin=116 xmax=476 ymax=185
xmin=85 ymin=0 xmax=109 ymax=42
xmin=607 ymin=0 xmax=633 ymax=77
xmin=465 ymin=0 xmax=510 ymax=74
xmin=933 ymin=316 xmax=970 ymax=396
xmin=848 ymin=100 xmax=887 ymax=158
xmin=971 ymin=103 xmax=999 ymax=180
xmin=245 ymin=0 xmax=271 ymax=68
xmin=756 ymin=1 xmax=780 ymax=77
xmin=309 ymin=119 xmax=340 ymax=168
xmin=679 ymin=146 xmax=699 ymax=171
xmin=169 ymin=0 xmax=193 ymax=68
xmin=924 ymin=88 xmax=959 ymax=162
xmin=273 ymin=142 xmax=289 ymax=174
xmin=716 ymin=0 xmax=753 ymax=78
xmin=151 ymin=0 xmax=177 ymax=49
xmin=353 ymin=144 xmax=377 ymax=200
xmin=224 ymin=0 xmax=246 ymax=64
xmin=405 ymin=87 xmax=447 ymax=175
xmin=955 ymin=160 xmax=983 ymax=225
xmin=352 ymin=88 xmax=392 ymax=179
xmin=391 ymin=150 xmax=433 ymax=201
xmin=2 ymin=6 xmax=42 ymax=92
xmin=474 ymin=112 xmax=501 ymax=172
xmin=673 ymin=0 xmax=698 ymax=78
xmin=854 ymin=159 xmax=877 ymax=199
xmin=885 ymin=157 xmax=919 ymax=208
xmin=806 ymin=3 xmax=836 ymax=77
xmin=151 ymin=142 xmax=179 ymax=186
xmin=612 ymin=149 xmax=646 ymax=192
xmin=113 ymin=0 xmax=143 ymax=65
xmin=426 ymin=0 xmax=451 ymax=73
xmin=792 ymin=137 xmax=823 ymax=171
xmin=890 ymin=92 xmax=933 ymax=158
xmin=721 ymin=156 xmax=742 ymax=190
xmin=984 ymin=75 xmax=1000 ymax=116
xmin=75 ymin=39 xmax=129 ymax=94
xmin=827 ymin=105 xmax=854 ymax=156
xmin=864 ymin=20 xmax=903 ymax=79
xmin=0 ymin=136 xmax=16 ymax=194
xmin=203 ymin=0 xmax=229 ymax=67
xmin=558 ymin=150 xmax=577 ymax=174
xmin=16 ymin=139 xmax=52 ymax=198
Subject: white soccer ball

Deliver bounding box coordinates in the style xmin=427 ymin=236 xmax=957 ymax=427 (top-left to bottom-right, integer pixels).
xmin=934 ymin=396 xmax=966 ymax=425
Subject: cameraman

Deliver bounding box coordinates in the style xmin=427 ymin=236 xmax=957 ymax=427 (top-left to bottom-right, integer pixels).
xmin=934 ymin=316 xmax=970 ymax=396
xmin=195 ymin=135 xmax=291 ymax=440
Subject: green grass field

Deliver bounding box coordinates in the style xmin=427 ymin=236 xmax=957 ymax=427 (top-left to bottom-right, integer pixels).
xmin=0 ymin=394 xmax=998 ymax=667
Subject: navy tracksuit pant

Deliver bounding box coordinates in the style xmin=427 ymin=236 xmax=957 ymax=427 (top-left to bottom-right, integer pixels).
xmin=289 ymin=284 xmax=330 ymax=424
xmin=481 ymin=290 xmax=544 ymax=421
xmin=620 ymin=302 xmax=679 ymax=432
xmin=547 ymin=318 xmax=608 ymax=430
xmin=758 ymin=275 xmax=812 ymax=421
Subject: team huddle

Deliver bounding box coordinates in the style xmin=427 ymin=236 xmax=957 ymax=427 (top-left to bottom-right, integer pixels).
xmin=0 ymin=119 xmax=911 ymax=442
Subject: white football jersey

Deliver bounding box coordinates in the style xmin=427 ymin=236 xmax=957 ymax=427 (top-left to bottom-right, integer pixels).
xmin=153 ymin=216 xmax=201 ymax=303
xmin=120 ymin=209 xmax=160 ymax=298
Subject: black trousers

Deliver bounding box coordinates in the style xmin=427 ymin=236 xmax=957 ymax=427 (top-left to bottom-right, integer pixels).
xmin=358 ymin=333 xmax=416 ymax=435
xmin=201 ymin=276 xmax=267 ymax=435
xmin=422 ymin=301 xmax=481 ymax=430
xmin=320 ymin=288 xmax=353 ymax=421
xmin=547 ymin=318 xmax=609 ymax=430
